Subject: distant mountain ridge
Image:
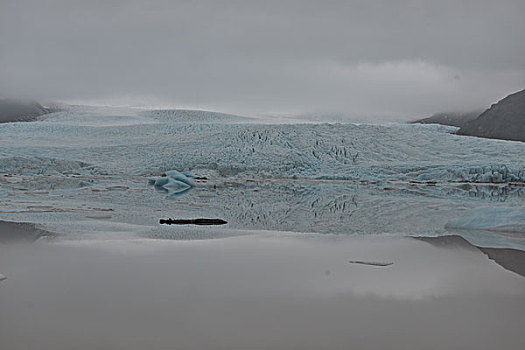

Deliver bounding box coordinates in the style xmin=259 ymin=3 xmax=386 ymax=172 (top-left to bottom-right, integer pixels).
xmin=457 ymin=89 xmax=525 ymax=142
xmin=411 ymin=111 xmax=482 ymax=128
xmin=0 ymin=98 xmax=51 ymax=123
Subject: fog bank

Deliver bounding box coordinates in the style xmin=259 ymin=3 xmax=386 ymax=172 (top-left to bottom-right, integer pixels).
xmin=1 ymin=1 xmax=524 ymax=119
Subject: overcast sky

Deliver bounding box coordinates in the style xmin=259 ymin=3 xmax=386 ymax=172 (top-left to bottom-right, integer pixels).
xmin=1 ymin=0 xmax=524 ymax=119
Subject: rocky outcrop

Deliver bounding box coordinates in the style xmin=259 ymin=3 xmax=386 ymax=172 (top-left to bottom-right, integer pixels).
xmin=411 ymin=110 xmax=481 ymax=127
xmin=0 ymin=98 xmax=51 ymax=123
xmin=0 ymin=220 xmax=51 ymax=243
xmin=457 ymin=89 xmax=525 ymax=142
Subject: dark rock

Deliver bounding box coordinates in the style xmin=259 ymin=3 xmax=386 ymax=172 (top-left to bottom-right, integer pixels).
xmin=0 ymin=98 xmax=51 ymax=123
xmin=411 ymin=110 xmax=481 ymax=127
xmin=478 ymin=247 xmax=525 ymax=278
xmin=457 ymin=89 xmax=525 ymax=142
xmin=0 ymin=220 xmax=51 ymax=243
xmin=160 ymin=218 xmax=228 ymax=225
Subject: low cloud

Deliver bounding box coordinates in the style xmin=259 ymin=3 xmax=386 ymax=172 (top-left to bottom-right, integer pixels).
xmin=1 ymin=0 xmax=524 ymax=119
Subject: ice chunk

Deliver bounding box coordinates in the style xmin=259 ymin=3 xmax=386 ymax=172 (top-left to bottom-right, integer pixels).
xmin=149 ymin=170 xmax=195 ymax=191
xmin=165 ymin=170 xmax=195 ymax=187
xmin=181 ymin=171 xmax=196 ymax=178
xmin=154 ymin=177 xmax=189 ymax=189
xmin=446 ymin=207 xmax=525 ymax=233
xmin=164 ymin=179 xmax=191 ymax=189
xmin=153 ymin=177 xmax=170 ymax=187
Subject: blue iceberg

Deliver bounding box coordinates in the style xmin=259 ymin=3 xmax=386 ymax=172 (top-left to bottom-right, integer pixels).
xmin=148 ymin=170 xmax=195 ymax=193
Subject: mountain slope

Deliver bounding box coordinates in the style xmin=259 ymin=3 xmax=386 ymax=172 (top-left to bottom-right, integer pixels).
xmin=0 ymin=99 xmax=50 ymax=123
xmin=411 ymin=111 xmax=481 ymax=128
xmin=457 ymin=90 xmax=525 ymax=142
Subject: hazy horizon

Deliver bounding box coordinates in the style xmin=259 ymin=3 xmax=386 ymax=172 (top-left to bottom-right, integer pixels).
xmin=1 ymin=0 xmax=525 ymax=120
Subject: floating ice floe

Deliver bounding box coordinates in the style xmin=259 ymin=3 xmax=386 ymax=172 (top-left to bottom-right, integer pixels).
xmin=148 ymin=170 xmax=195 ymax=192
xmin=446 ymin=206 xmax=525 ymax=234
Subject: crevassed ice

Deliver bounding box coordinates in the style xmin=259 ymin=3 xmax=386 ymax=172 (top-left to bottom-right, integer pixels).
xmin=1 ymin=107 xmax=523 ymax=183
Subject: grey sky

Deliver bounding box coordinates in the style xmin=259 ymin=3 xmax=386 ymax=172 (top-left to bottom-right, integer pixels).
xmin=1 ymin=0 xmax=524 ymax=119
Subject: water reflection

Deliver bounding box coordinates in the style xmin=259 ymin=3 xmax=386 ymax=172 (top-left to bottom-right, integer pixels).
xmin=156 ymin=181 xmax=524 ymax=238
xmin=1 ymin=234 xmax=524 ymax=350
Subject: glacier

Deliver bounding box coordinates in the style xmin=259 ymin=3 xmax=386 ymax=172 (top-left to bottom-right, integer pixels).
xmin=1 ymin=105 xmax=524 ymax=182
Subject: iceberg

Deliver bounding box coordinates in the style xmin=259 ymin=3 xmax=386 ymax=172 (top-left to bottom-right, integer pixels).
xmin=149 ymin=170 xmax=195 ymax=191
xmin=165 ymin=170 xmax=196 ymax=187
